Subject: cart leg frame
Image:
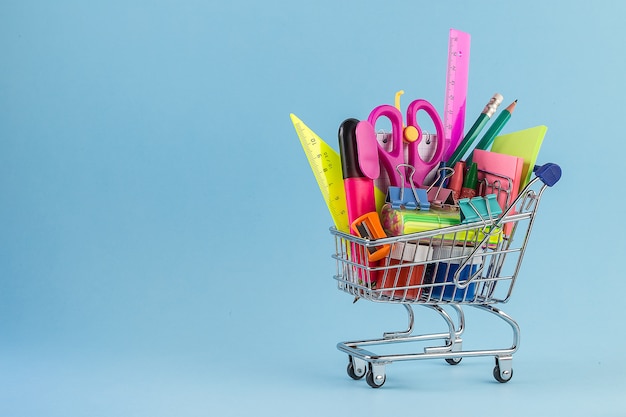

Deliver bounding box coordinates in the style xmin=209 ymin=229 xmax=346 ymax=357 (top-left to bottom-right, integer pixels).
xmin=337 ymin=303 xmax=520 ymax=387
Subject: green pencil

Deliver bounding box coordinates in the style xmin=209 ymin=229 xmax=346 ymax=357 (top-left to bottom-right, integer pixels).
xmin=446 ymin=93 xmax=503 ymax=167
xmin=466 ymin=99 xmax=517 ymax=166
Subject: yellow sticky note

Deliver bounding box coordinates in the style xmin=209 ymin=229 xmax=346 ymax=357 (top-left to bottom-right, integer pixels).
xmin=491 ymin=125 xmax=547 ymax=189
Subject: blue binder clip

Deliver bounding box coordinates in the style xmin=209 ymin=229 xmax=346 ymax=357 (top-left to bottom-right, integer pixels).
xmin=386 ymin=164 xmax=430 ymax=210
xmin=386 ymin=187 xmax=430 ymax=210
xmin=459 ymin=194 xmax=502 ymax=224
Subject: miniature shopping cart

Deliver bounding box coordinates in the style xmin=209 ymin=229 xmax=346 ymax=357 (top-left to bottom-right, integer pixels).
xmin=331 ymin=163 xmax=561 ymax=388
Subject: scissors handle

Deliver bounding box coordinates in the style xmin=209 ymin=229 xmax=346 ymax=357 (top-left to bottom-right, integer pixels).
xmin=406 ymin=99 xmax=446 ymax=186
xmin=367 ymin=104 xmax=411 ymax=188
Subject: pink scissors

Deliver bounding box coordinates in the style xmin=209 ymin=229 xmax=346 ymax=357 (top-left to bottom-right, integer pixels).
xmin=366 ymin=99 xmax=446 ymax=188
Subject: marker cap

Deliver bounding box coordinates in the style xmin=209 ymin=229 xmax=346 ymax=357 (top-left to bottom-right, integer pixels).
xmin=448 ymin=161 xmax=465 ymax=197
xmin=463 ymin=162 xmax=478 ymax=190
xmin=338 ymin=118 xmax=363 ymax=179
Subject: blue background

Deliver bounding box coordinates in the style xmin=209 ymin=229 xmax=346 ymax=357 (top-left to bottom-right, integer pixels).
xmin=1 ymin=0 xmax=623 ymax=415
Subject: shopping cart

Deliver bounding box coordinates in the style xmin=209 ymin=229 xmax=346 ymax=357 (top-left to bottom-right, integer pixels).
xmin=331 ymin=163 xmax=561 ymax=388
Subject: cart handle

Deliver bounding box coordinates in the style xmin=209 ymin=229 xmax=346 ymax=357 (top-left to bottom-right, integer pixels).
xmin=453 ymin=162 xmax=561 ymax=288
xmin=534 ymin=163 xmax=561 ymax=187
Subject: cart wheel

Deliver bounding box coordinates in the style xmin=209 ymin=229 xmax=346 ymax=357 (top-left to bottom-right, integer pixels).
xmin=445 ymin=357 xmax=462 ymax=365
xmin=346 ymin=357 xmax=365 ymax=380
xmin=365 ymin=365 xmax=386 ymax=388
xmin=493 ymin=364 xmax=513 ymax=383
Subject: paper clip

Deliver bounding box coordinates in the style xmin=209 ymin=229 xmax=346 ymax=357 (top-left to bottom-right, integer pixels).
xmin=386 ymin=164 xmax=430 ymax=210
xmin=458 ymin=194 xmax=502 ymax=224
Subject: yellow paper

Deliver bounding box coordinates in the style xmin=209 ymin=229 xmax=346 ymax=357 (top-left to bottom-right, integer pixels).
xmin=490 ymin=125 xmax=547 ymax=189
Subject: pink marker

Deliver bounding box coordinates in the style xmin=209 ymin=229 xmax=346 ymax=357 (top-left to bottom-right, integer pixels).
xmin=338 ymin=119 xmax=377 ymax=231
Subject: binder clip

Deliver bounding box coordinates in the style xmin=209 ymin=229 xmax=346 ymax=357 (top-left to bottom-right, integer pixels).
xmin=426 ymin=166 xmax=457 ymax=210
xmin=459 ymin=194 xmax=502 ymax=224
xmin=477 ymin=173 xmax=513 ymax=211
xmin=386 ymin=164 xmax=430 ymax=211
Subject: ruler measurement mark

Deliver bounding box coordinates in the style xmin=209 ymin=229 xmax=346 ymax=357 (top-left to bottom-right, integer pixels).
xmin=443 ymin=29 xmax=471 ymax=161
xmin=291 ymin=114 xmax=349 ymax=232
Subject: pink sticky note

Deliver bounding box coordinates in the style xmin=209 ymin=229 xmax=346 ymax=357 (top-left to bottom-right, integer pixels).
xmin=472 ymin=149 xmax=524 ymax=234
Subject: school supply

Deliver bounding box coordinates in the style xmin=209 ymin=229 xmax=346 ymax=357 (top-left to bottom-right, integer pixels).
xmin=385 ymin=164 xmax=430 ymax=211
xmin=448 ymin=161 xmax=465 ymax=201
xmin=386 ymin=187 xmax=430 ymax=211
xmin=428 ymin=246 xmax=484 ymax=302
xmin=339 ymin=118 xmax=377 ymax=228
xmin=364 ymin=99 xmax=446 ymax=191
xmin=472 ymin=149 xmax=524 ymax=235
xmin=380 ymin=203 xmax=502 ymax=245
xmin=466 ymin=100 xmax=517 ymax=166
xmin=458 ymin=194 xmax=502 ymax=224
xmin=472 ymin=149 xmax=524 ymax=211
xmin=425 ymin=166 xmax=457 ymax=209
xmin=443 ymin=29 xmax=471 ymax=161
xmin=490 ymin=125 xmax=547 ymax=189
xmin=350 ymin=212 xmax=390 ymax=262
xmin=355 ymin=121 xmax=381 ymax=180
xmin=459 ymin=162 xmax=478 ymax=199
xmin=380 ymin=242 xmax=432 ymax=301
xmin=446 ymin=93 xmax=503 ymax=167
xmin=290 ymin=113 xmax=350 ymax=233
xmin=381 ymin=204 xmax=459 ymax=236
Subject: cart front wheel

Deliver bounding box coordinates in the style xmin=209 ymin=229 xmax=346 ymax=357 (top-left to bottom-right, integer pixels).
xmin=445 ymin=357 xmax=462 ymax=365
xmin=493 ymin=364 xmax=513 ymax=383
xmin=365 ymin=365 xmax=386 ymax=388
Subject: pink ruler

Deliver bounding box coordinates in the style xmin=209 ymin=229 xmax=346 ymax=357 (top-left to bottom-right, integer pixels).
xmin=443 ymin=29 xmax=471 ymax=161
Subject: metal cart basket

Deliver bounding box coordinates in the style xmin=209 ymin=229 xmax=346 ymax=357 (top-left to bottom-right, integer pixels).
xmin=331 ymin=163 xmax=561 ymax=388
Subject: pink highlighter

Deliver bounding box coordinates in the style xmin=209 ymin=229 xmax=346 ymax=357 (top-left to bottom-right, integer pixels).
xmin=338 ymin=119 xmax=379 ymax=230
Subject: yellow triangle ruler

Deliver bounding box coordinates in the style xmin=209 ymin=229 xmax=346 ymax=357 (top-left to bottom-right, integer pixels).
xmin=290 ymin=113 xmax=350 ymax=233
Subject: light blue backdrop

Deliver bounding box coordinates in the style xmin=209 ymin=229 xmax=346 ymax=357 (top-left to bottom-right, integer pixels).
xmin=1 ymin=0 xmax=623 ymax=415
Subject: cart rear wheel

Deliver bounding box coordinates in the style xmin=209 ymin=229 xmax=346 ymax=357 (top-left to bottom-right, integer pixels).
xmin=365 ymin=365 xmax=386 ymax=388
xmin=445 ymin=357 xmax=462 ymax=365
xmin=347 ymin=359 xmax=365 ymax=380
xmin=493 ymin=365 xmax=513 ymax=383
